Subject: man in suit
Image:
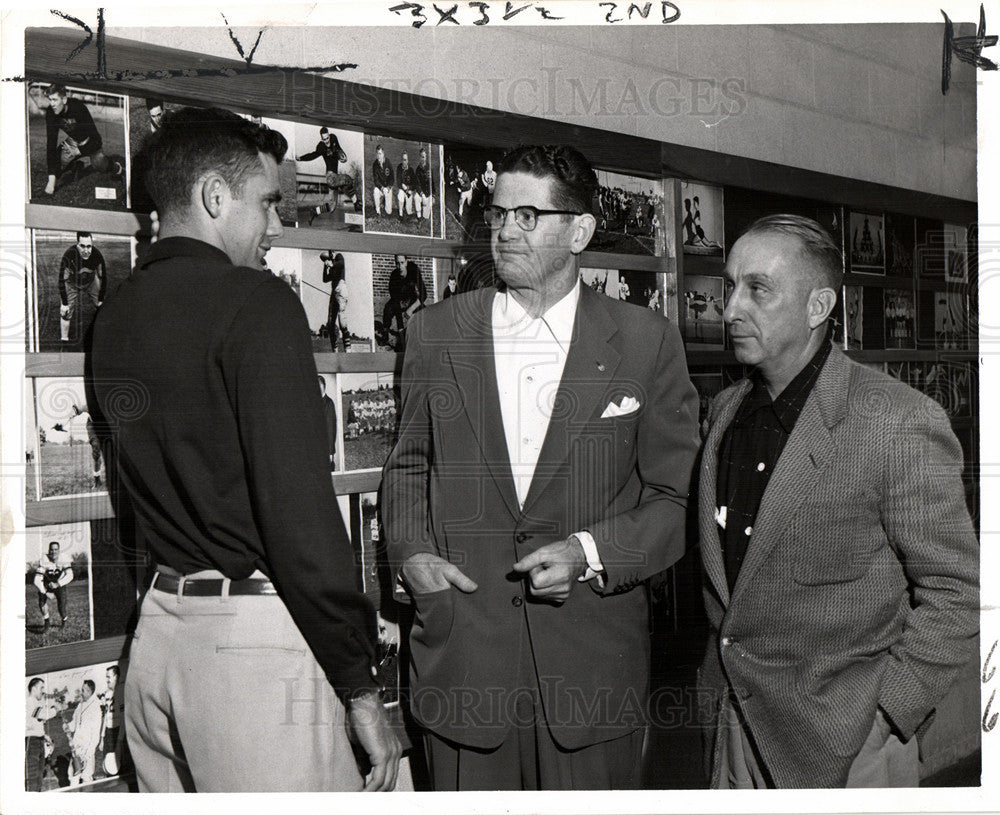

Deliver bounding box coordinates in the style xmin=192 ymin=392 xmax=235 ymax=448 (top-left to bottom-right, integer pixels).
xmin=697 ymin=214 xmax=978 ymax=788
xmin=382 ymin=144 xmax=699 ymax=790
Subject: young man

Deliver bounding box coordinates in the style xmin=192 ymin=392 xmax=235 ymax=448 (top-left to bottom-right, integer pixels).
xmin=297 ymin=126 xmax=354 ymax=223
xmin=26 ymin=678 xmax=53 ymax=791
xmin=413 ymin=147 xmax=434 ymax=221
xmin=58 ymin=232 xmax=106 ymax=346
xmin=371 ymin=144 xmax=395 ymax=215
xmin=33 ymin=541 xmax=74 ymax=630
xmin=68 ymin=680 xmax=102 ymax=784
xmin=395 ymin=152 xmax=415 ymax=218
xmin=698 ymin=214 xmax=978 ymax=788
xmin=98 ymin=666 xmax=123 ymax=772
xmin=382 ymin=144 xmax=699 ymax=790
xmin=89 ymin=107 xmax=399 ymax=792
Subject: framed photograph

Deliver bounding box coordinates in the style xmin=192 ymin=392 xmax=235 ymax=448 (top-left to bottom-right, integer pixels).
xmin=373 ymin=253 xmax=435 ymax=352
xmin=682 ymin=274 xmax=725 ymax=349
xmin=883 ymin=288 xmax=915 ymax=349
xmin=579 ymin=268 xmax=668 ymax=315
xmin=434 ymin=260 xmax=461 ymax=302
xmin=261 ymin=246 xmax=302 ymax=299
xmin=943 ymin=222 xmax=969 ymax=283
xmin=33 ymin=377 xmax=107 ymax=499
xmin=443 ymin=143 xmax=503 ymax=241
xmin=915 ymin=217 xmax=947 ymax=279
xmin=884 ymin=212 xmax=915 ymax=276
xmin=300 ymin=250 xmax=374 ymax=353
xmin=294 ymin=122 xmax=363 ymax=231
xmin=319 ymin=373 xmax=342 ymax=472
xmin=590 ymin=170 xmax=666 ymax=256
xmin=26 ymin=661 xmax=124 ymax=790
xmin=340 ymin=373 xmax=397 ymax=473
xmin=28 ymin=229 xmax=132 ymax=352
xmin=364 ymin=134 xmax=444 ymax=238
xmin=918 ymin=289 xmax=968 ymax=349
xmin=26 ymin=84 xmax=128 ymax=209
xmin=848 ymin=210 xmax=885 ymax=274
xmin=25 ymin=522 xmax=94 ymax=648
xmin=843 ymin=285 xmax=863 ymax=350
xmin=680 ymin=181 xmax=724 ymax=257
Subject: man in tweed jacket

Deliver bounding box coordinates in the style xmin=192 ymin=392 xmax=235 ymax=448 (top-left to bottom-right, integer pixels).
xmin=697 ymin=214 xmax=978 ymax=788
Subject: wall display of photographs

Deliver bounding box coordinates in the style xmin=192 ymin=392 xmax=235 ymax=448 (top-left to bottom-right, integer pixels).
xmin=856 ymin=287 xmax=886 ymax=351
xmin=843 ymin=285 xmax=862 ymax=350
xmin=373 ymin=253 xmax=436 ymax=352
xmin=363 ymin=134 xmax=444 ymax=238
xmin=848 ymin=210 xmax=885 ymax=274
xmin=443 ymin=143 xmax=502 ymax=242
xmin=915 ymin=217 xmax=948 ymax=279
xmin=722 ymin=188 xmax=844 ymax=259
xmin=300 ymin=249 xmax=375 ymax=353
xmin=883 ymin=288 xmax=915 ymax=349
xmin=262 ymin=246 xmax=302 ymax=299
xmin=943 ymin=222 xmax=969 ymax=283
xmin=318 ymin=373 xmax=342 ymax=472
xmin=884 ymin=212 xmax=915 ymax=276
xmin=579 ymin=268 xmax=668 ymax=315
xmin=918 ymin=289 xmax=969 ymax=349
xmin=25 ymin=661 xmax=124 ymax=791
xmin=254 ymin=116 xmax=299 ymax=226
xmin=294 ymin=122 xmax=363 ymax=231
xmin=33 ymin=377 xmax=106 ymax=500
xmin=25 ymin=522 xmax=94 ymax=649
xmin=680 ymin=181 xmax=723 ymax=257
xmin=26 ymin=380 xmax=39 ymax=502
xmin=682 ymin=274 xmax=725 ymax=349
xmin=340 ymin=372 xmax=397 ymax=473
xmin=26 ymin=84 xmax=129 ymax=210
xmin=28 ymin=229 xmax=132 ymax=352
xmin=589 ymin=170 xmax=666 ymax=257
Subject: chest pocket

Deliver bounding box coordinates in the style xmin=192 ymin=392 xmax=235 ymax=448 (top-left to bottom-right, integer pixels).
xmin=789 ymin=499 xmax=881 ymax=585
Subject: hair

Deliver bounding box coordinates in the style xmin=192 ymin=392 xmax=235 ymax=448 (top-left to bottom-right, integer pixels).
xmin=106 ymin=665 xmax=119 ymax=678
xmin=29 ymin=677 xmax=44 ymax=693
xmin=498 ymin=145 xmax=599 ymax=215
xmin=320 ymin=126 xmax=329 ymax=135
xmin=83 ymin=679 xmax=96 ymax=693
xmin=376 ymin=143 xmax=383 ymax=152
xmin=137 ymin=107 xmax=288 ymax=217
xmin=48 ymin=540 xmax=60 ymax=549
xmin=76 ymin=232 xmax=92 ymax=242
xmin=46 ymin=84 xmax=67 ymax=97
xmin=145 ymin=98 xmax=164 ymax=112
xmin=740 ymin=213 xmax=844 ymax=290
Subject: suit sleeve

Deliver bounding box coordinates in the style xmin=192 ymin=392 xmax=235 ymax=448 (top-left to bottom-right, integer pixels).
xmin=877 ymin=399 xmax=979 ymax=739
xmin=587 ymin=320 xmax=700 ymax=591
xmin=225 ymin=277 xmax=378 ymax=699
xmin=381 ymin=309 xmax=438 ymax=582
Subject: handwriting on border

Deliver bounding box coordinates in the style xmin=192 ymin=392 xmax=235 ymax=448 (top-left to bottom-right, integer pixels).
xmin=985 ymin=639 xmax=998 ymax=733
xmin=942 ymin=3 xmax=998 ymax=95
xmin=388 ymin=1 xmax=680 ymax=27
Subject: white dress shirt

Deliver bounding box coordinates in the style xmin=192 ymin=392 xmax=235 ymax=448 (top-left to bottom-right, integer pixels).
xmin=492 ymin=283 xmax=604 ymax=582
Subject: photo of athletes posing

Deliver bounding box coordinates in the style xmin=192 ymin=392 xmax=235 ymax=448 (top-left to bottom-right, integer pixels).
xmin=364 ymin=134 xmax=443 ymax=238
xmin=28 ymin=229 xmax=132 ymax=352
xmin=31 ymin=377 xmax=106 ymax=499
xmin=27 ymin=84 xmax=128 ymax=210
xmin=339 ymin=373 xmax=398 ymax=473
xmin=579 ymin=267 xmax=668 ymax=315
xmin=589 ymin=170 xmax=666 ymax=256
xmin=25 ymin=523 xmax=94 ymax=648
xmin=680 ymin=180 xmax=724 ymax=257
xmin=443 ymin=144 xmax=501 ymax=241
xmin=25 ymin=662 xmax=125 ymax=791
xmin=294 ymin=123 xmax=364 ymax=230
xmin=373 ymin=253 xmax=435 ymax=352
xmin=300 ymin=250 xmax=375 ymax=353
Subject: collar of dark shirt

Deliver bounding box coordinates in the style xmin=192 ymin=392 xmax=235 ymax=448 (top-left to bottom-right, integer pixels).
xmin=738 ymin=340 xmax=832 ymax=433
xmin=138 ymin=236 xmax=234 ymax=270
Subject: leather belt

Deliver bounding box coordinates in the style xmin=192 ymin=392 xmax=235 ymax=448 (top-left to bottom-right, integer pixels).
xmin=152 ymin=571 xmax=277 ymax=597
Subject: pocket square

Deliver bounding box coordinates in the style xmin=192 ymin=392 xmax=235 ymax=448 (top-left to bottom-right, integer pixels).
xmin=601 ymin=396 xmax=641 ymax=418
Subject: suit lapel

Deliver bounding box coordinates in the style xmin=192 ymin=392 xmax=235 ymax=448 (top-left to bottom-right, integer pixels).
xmin=700 ymin=379 xmax=751 ymax=609
xmin=520 ymin=287 xmax=621 ymax=516
xmin=445 ymin=289 xmax=520 ymax=519
xmin=728 ymin=347 xmax=849 ymax=607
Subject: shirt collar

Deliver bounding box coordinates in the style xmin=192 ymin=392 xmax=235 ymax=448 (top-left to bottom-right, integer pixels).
xmin=494 ymin=282 xmax=580 ymax=347
xmin=138 ymin=236 xmax=234 ymax=270
xmin=741 ymin=340 xmax=831 ymax=432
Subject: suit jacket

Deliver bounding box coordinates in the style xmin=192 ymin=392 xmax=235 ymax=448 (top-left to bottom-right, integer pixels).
xmin=383 ymin=284 xmax=699 ymax=750
xmin=697 ymin=345 xmax=978 ymax=787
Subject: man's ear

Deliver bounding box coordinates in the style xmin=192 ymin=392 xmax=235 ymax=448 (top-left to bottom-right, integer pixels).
xmin=808 ymin=286 xmax=838 ymax=329
xmin=199 ymin=173 xmax=228 ymax=219
xmin=571 ymin=213 xmax=597 ymax=254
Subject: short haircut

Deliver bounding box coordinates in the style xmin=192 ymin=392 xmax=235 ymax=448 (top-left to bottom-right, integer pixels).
xmin=498 ymin=145 xmax=598 ymax=215
xmin=76 ymin=232 xmax=92 ymax=242
xmin=107 ymin=665 xmax=119 ymax=678
xmin=320 ymin=127 xmax=329 ymax=135
xmin=46 ymin=84 xmax=67 ymax=97
xmin=83 ymin=679 xmax=96 ymax=693
xmin=28 ymin=677 xmax=44 ymax=693
xmin=137 ymin=107 xmax=288 ymax=217
xmin=376 ymin=144 xmax=383 ymax=152
xmin=48 ymin=540 xmax=60 ymax=549
xmin=740 ymin=213 xmax=844 ymax=290
xmin=145 ymin=98 xmax=164 ymax=111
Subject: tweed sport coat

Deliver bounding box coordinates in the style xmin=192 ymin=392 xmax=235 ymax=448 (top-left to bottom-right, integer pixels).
xmin=382 ymin=284 xmax=700 ymax=751
xmin=697 ymin=345 xmax=978 ymax=788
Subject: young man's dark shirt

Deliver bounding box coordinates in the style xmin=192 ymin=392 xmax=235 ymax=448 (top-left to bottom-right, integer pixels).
xmin=46 ymin=98 xmax=103 ymax=174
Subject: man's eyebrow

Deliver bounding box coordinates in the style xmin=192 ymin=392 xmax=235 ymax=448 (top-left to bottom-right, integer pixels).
xmin=265 ymin=191 xmax=282 ymax=204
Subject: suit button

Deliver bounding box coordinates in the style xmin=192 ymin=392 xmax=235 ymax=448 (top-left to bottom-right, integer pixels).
xmin=515 ymin=532 xmax=531 ymax=543
xmin=721 ymin=636 xmax=732 ymax=647
xmin=511 ymin=596 xmax=523 ymax=608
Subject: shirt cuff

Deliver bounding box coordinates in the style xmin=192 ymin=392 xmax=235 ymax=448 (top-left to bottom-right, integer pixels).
xmin=573 ymin=531 xmax=605 ymax=588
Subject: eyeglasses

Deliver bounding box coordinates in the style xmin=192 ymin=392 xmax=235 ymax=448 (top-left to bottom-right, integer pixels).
xmin=483 ymin=205 xmax=583 ymax=232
